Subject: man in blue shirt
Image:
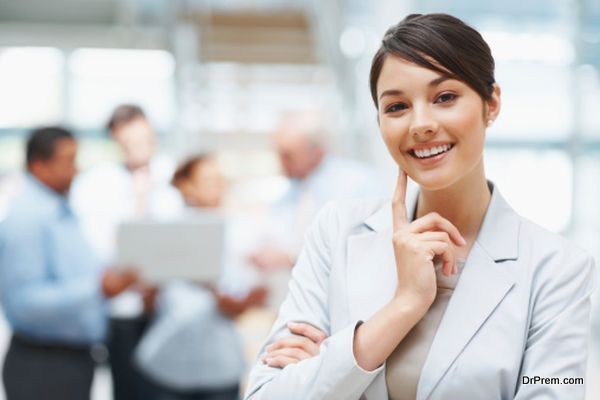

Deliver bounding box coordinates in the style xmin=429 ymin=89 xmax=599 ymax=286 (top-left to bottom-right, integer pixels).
xmin=0 ymin=127 xmax=140 ymax=400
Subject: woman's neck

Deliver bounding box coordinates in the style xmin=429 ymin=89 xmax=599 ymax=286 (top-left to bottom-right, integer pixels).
xmin=416 ymin=164 xmax=491 ymax=239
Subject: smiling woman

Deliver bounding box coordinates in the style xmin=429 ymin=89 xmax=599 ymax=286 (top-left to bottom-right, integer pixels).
xmin=244 ymin=13 xmax=595 ymax=400
xmin=377 ymin=55 xmax=496 ymax=195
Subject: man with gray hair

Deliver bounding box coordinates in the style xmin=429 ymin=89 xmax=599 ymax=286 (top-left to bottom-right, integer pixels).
xmin=249 ymin=111 xmax=387 ymax=273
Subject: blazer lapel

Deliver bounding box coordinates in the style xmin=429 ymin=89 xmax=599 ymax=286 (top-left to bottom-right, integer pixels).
xmin=345 ymin=182 xmax=521 ymax=400
xmin=417 ymin=185 xmax=521 ymax=399
xmin=346 ymin=190 xmax=418 ymax=324
xmin=416 ymin=242 xmax=517 ymax=399
xmin=345 ymin=192 xmax=418 ymax=399
xmin=346 ymin=228 xmax=397 ymax=323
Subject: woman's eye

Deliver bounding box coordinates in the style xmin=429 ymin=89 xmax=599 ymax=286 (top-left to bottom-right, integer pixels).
xmin=435 ymin=93 xmax=456 ymax=104
xmin=385 ymin=103 xmax=408 ymax=113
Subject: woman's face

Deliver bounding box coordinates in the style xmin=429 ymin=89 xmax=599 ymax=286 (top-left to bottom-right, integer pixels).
xmin=376 ymin=55 xmax=500 ymax=191
xmin=187 ymin=159 xmax=226 ymax=208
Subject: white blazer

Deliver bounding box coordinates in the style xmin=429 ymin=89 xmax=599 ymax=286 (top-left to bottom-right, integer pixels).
xmin=244 ymin=184 xmax=596 ymax=400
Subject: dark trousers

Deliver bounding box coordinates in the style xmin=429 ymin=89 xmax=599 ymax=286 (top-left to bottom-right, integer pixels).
xmin=139 ymin=381 xmax=240 ymax=400
xmin=2 ymin=334 xmax=94 ymax=400
xmin=107 ymin=316 xmax=239 ymax=400
xmin=107 ymin=315 xmax=152 ymax=400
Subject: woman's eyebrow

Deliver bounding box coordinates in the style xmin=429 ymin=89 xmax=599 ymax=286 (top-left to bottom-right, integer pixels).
xmin=379 ymin=89 xmax=403 ymax=101
xmin=429 ymin=76 xmax=452 ymax=87
xmin=379 ymin=77 xmax=454 ymax=100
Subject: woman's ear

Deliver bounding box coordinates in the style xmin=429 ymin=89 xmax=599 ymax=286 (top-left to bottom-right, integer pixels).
xmin=486 ymin=84 xmax=501 ymax=124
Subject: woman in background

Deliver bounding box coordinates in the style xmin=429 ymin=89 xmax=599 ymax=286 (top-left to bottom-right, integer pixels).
xmin=134 ymin=154 xmax=266 ymax=400
xmin=173 ymin=155 xmax=268 ymax=321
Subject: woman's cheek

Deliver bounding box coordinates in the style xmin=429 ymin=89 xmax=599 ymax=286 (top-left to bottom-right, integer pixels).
xmin=380 ymin=119 xmax=402 ymax=153
xmin=381 ymin=132 xmax=403 ymax=165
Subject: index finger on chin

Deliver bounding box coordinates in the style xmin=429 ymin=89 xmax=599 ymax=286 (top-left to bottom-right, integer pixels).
xmin=392 ymin=169 xmax=409 ymax=231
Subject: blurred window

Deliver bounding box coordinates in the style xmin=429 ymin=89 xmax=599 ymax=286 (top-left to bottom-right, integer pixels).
xmin=485 ymin=149 xmax=572 ymax=232
xmin=67 ymin=48 xmax=176 ymax=131
xmin=0 ymin=47 xmax=65 ymax=128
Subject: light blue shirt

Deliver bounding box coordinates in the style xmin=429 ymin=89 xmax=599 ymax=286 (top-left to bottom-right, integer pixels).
xmin=0 ymin=174 xmax=107 ymax=345
xmin=269 ymin=155 xmax=389 ymax=254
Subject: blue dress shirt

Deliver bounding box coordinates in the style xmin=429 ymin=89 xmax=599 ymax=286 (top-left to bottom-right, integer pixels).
xmin=0 ymin=174 xmax=107 ymax=345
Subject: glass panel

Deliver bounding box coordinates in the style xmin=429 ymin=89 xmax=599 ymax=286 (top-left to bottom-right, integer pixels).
xmin=578 ymin=64 xmax=600 ymax=137
xmin=485 ymin=148 xmax=572 ymax=232
xmin=67 ymin=48 xmax=176 ymax=132
xmin=572 ymin=155 xmax=600 ymax=257
xmin=489 ymin=60 xmax=571 ymax=140
xmin=0 ymin=47 xmax=64 ymax=128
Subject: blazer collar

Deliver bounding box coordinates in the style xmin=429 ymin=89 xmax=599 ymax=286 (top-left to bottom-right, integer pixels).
xmin=362 ymin=181 xmax=519 ymax=262
xmin=351 ymin=182 xmax=521 ymax=400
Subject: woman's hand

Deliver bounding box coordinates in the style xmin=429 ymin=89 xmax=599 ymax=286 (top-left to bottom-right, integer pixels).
xmin=392 ymin=170 xmax=466 ymax=309
xmin=350 ymin=171 xmax=466 ymax=372
xmin=261 ymin=322 xmax=327 ymax=368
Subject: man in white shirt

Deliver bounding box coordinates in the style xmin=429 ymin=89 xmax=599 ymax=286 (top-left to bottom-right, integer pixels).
xmin=71 ymin=105 xmax=183 ymax=400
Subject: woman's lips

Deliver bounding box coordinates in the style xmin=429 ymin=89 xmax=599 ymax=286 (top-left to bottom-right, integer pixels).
xmin=408 ymin=144 xmax=454 ymax=166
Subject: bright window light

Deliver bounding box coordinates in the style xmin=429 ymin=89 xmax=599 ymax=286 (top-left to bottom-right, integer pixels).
xmin=482 ymin=31 xmax=575 ymax=64
xmin=68 ymin=48 xmax=175 ymax=79
xmin=67 ymin=48 xmax=176 ymax=130
xmin=485 ymin=149 xmax=572 ymax=233
xmin=0 ymin=47 xmax=65 ymax=127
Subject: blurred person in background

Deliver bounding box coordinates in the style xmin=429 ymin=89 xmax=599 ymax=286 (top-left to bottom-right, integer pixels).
xmin=172 ymin=155 xmax=266 ymax=313
xmin=71 ymin=105 xmax=183 ymax=400
xmin=0 ymin=172 xmax=24 ymax=223
xmin=0 ymin=127 xmax=140 ymax=400
xmin=174 ymin=155 xmax=226 ymax=209
xmin=249 ymin=110 xmax=388 ymax=272
xmin=129 ymin=154 xmax=266 ymax=400
xmin=72 ymin=104 xmax=182 ymax=259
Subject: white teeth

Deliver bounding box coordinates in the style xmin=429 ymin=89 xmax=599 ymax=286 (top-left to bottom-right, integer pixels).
xmin=413 ymin=144 xmax=452 ymax=159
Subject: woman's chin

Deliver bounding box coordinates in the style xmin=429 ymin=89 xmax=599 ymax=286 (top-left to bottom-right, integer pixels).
xmin=409 ymin=171 xmax=457 ymax=192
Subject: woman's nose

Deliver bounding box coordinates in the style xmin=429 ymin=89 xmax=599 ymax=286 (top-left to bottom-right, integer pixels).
xmin=409 ymin=105 xmax=438 ymax=140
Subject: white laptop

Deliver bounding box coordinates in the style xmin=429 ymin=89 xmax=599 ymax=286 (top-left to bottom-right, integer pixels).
xmin=116 ymin=214 xmax=225 ymax=283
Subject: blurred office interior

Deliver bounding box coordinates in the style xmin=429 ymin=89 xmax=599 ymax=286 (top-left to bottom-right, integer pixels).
xmin=1 ymin=0 xmax=600 ymax=398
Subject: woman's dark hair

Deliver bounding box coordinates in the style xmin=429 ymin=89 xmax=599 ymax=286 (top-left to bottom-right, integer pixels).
xmin=172 ymin=154 xmax=210 ymax=187
xmin=369 ymin=13 xmax=495 ymax=108
xmin=26 ymin=126 xmax=74 ymax=166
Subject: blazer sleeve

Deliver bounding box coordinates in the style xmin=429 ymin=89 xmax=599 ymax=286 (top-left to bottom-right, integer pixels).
xmin=244 ymin=203 xmax=382 ymax=400
xmin=514 ymin=248 xmax=596 ymax=399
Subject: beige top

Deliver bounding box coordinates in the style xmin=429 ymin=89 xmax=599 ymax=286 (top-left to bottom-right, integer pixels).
xmin=386 ymin=259 xmax=466 ymax=400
